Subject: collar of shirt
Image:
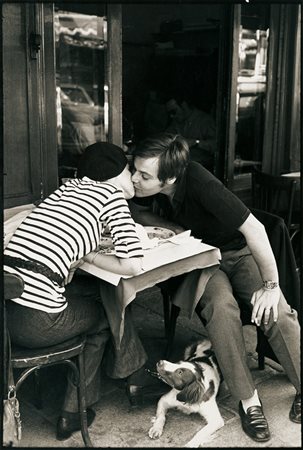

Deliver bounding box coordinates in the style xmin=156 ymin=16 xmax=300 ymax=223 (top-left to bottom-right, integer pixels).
xmin=171 ymin=170 xmax=187 ymax=215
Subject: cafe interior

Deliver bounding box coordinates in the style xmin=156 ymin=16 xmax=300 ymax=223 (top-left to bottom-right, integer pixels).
xmin=2 ymin=2 xmax=301 ymax=447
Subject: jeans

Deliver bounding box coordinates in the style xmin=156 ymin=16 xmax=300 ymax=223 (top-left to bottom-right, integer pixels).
xmin=6 ymin=275 xmax=147 ymax=412
xmin=196 ymin=246 xmax=301 ymax=401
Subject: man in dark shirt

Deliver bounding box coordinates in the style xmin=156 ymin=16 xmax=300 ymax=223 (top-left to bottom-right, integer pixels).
xmin=129 ymin=133 xmax=301 ymax=443
xmin=166 ymin=93 xmax=216 ymax=172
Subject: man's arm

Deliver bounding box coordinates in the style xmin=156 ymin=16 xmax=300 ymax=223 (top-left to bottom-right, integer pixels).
xmin=238 ymin=213 xmax=280 ymax=326
xmin=129 ymin=200 xmax=185 ymax=234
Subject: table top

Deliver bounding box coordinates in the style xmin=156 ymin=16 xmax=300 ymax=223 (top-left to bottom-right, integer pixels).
xmin=81 ymin=236 xmax=220 ymax=285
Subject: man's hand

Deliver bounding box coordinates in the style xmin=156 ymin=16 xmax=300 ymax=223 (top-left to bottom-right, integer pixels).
xmin=250 ymin=287 xmax=280 ymax=326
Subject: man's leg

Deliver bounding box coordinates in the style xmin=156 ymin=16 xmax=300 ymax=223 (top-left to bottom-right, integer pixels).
xmin=196 ymin=266 xmax=271 ymax=442
xmin=196 ymin=269 xmax=256 ymax=401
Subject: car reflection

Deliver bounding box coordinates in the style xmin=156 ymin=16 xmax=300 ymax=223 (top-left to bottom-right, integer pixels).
xmin=59 ymin=83 xmax=104 ymax=169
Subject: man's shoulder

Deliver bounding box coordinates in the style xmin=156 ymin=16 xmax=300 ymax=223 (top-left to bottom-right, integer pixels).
xmin=187 ymin=161 xmax=216 ymax=183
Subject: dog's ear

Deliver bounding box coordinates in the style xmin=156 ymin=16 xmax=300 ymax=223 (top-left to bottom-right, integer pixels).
xmin=176 ymin=380 xmax=204 ymax=405
xmin=177 ymin=379 xmax=215 ymax=405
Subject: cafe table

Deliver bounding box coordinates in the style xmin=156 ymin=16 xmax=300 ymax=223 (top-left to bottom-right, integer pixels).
xmin=3 ymin=208 xmax=221 ymax=350
xmin=80 ymin=233 xmax=221 ymax=350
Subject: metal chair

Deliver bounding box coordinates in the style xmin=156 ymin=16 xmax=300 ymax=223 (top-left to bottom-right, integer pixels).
xmin=3 ymin=273 xmax=93 ymax=447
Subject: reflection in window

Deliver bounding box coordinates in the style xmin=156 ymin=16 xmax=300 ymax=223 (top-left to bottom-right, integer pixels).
xmin=54 ymin=9 xmax=107 ymax=183
xmin=235 ymin=20 xmax=269 ymax=176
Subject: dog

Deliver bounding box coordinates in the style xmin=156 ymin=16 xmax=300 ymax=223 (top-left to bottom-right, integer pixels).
xmin=148 ymin=339 xmax=224 ymax=447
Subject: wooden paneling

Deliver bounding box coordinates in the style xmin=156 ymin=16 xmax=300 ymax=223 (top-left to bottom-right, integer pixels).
xmin=39 ymin=3 xmax=58 ymax=197
xmin=3 ymin=3 xmax=58 ymax=208
xmin=107 ymin=4 xmax=122 ymax=147
xmin=3 ymin=3 xmax=40 ymax=207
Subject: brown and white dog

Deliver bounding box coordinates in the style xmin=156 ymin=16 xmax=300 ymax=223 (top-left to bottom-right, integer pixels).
xmin=148 ymin=339 xmax=224 ymax=447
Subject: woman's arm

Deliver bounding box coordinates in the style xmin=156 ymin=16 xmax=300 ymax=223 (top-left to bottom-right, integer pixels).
xmin=238 ymin=212 xmax=280 ymax=326
xmin=84 ymin=252 xmax=143 ymax=276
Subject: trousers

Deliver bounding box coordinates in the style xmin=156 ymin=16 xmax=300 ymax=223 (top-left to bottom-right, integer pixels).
xmin=196 ymin=246 xmax=301 ymax=401
xmin=6 ymin=275 xmax=147 ymax=412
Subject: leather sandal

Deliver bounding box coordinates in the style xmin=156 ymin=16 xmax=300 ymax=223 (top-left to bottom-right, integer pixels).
xmin=239 ymin=402 xmax=271 ymax=442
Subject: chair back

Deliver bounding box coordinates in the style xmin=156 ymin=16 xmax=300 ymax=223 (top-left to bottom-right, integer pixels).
xmin=4 ymin=273 xmax=24 ymax=300
xmin=251 ymin=169 xmax=298 ymax=231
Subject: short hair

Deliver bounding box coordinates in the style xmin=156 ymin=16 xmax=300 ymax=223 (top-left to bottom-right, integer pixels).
xmin=134 ymin=133 xmax=189 ymax=183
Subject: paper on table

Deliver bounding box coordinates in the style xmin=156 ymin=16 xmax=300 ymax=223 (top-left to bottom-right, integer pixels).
xmin=141 ymin=238 xmax=218 ymax=272
xmin=80 ymin=237 xmax=221 ymax=286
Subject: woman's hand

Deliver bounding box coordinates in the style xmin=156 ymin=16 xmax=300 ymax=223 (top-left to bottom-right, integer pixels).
xmin=66 ymin=258 xmax=84 ymax=284
xmin=250 ymin=287 xmax=280 ymax=326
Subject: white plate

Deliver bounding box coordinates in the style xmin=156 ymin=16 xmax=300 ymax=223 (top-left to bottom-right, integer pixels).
xmin=144 ymin=226 xmax=175 ymax=240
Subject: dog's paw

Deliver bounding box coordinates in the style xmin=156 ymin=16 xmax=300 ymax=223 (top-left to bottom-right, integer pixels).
xmin=148 ymin=423 xmax=164 ymax=439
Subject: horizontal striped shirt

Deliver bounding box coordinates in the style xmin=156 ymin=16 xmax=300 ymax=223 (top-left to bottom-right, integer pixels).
xmin=4 ymin=177 xmax=143 ymax=312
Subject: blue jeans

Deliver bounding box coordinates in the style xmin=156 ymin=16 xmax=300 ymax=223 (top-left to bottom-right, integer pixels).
xmin=6 ymin=275 xmax=147 ymax=412
xmin=196 ymin=246 xmax=301 ymax=401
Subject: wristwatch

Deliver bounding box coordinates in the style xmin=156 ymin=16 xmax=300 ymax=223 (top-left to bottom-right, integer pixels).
xmin=263 ymin=280 xmax=279 ymax=290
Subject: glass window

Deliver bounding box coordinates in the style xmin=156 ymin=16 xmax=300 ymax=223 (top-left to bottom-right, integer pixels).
xmin=54 ymin=7 xmax=107 ymax=183
xmin=234 ymin=5 xmax=269 ymax=178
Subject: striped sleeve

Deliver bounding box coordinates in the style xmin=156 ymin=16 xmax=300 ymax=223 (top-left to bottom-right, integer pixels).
xmin=100 ymin=188 xmax=143 ymax=258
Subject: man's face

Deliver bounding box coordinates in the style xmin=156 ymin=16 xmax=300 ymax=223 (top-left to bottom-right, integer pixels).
xmin=166 ymin=99 xmax=184 ymax=123
xmin=132 ymin=156 xmax=166 ymax=197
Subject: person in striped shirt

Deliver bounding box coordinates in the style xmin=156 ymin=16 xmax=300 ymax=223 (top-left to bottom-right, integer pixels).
xmin=4 ymin=142 xmax=147 ymax=440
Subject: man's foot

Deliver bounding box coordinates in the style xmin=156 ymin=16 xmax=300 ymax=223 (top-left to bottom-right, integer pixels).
xmin=239 ymin=402 xmax=271 ymax=442
xmin=56 ymin=408 xmax=96 ymax=440
xmin=289 ymin=393 xmax=301 ymax=423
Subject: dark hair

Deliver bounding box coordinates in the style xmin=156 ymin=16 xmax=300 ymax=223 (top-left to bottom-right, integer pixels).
xmin=134 ymin=133 xmax=189 ymax=183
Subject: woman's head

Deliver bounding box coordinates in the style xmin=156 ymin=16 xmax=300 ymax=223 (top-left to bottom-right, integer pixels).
xmin=77 ymin=142 xmax=134 ymax=198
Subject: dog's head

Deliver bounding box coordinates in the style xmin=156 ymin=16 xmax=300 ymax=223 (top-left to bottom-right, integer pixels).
xmin=156 ymin=360 xmax=214 ymax=405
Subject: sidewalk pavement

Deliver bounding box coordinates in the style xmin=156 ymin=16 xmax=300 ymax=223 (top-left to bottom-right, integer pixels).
xmin=14 ymin=286 xmax=301 ymax=448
